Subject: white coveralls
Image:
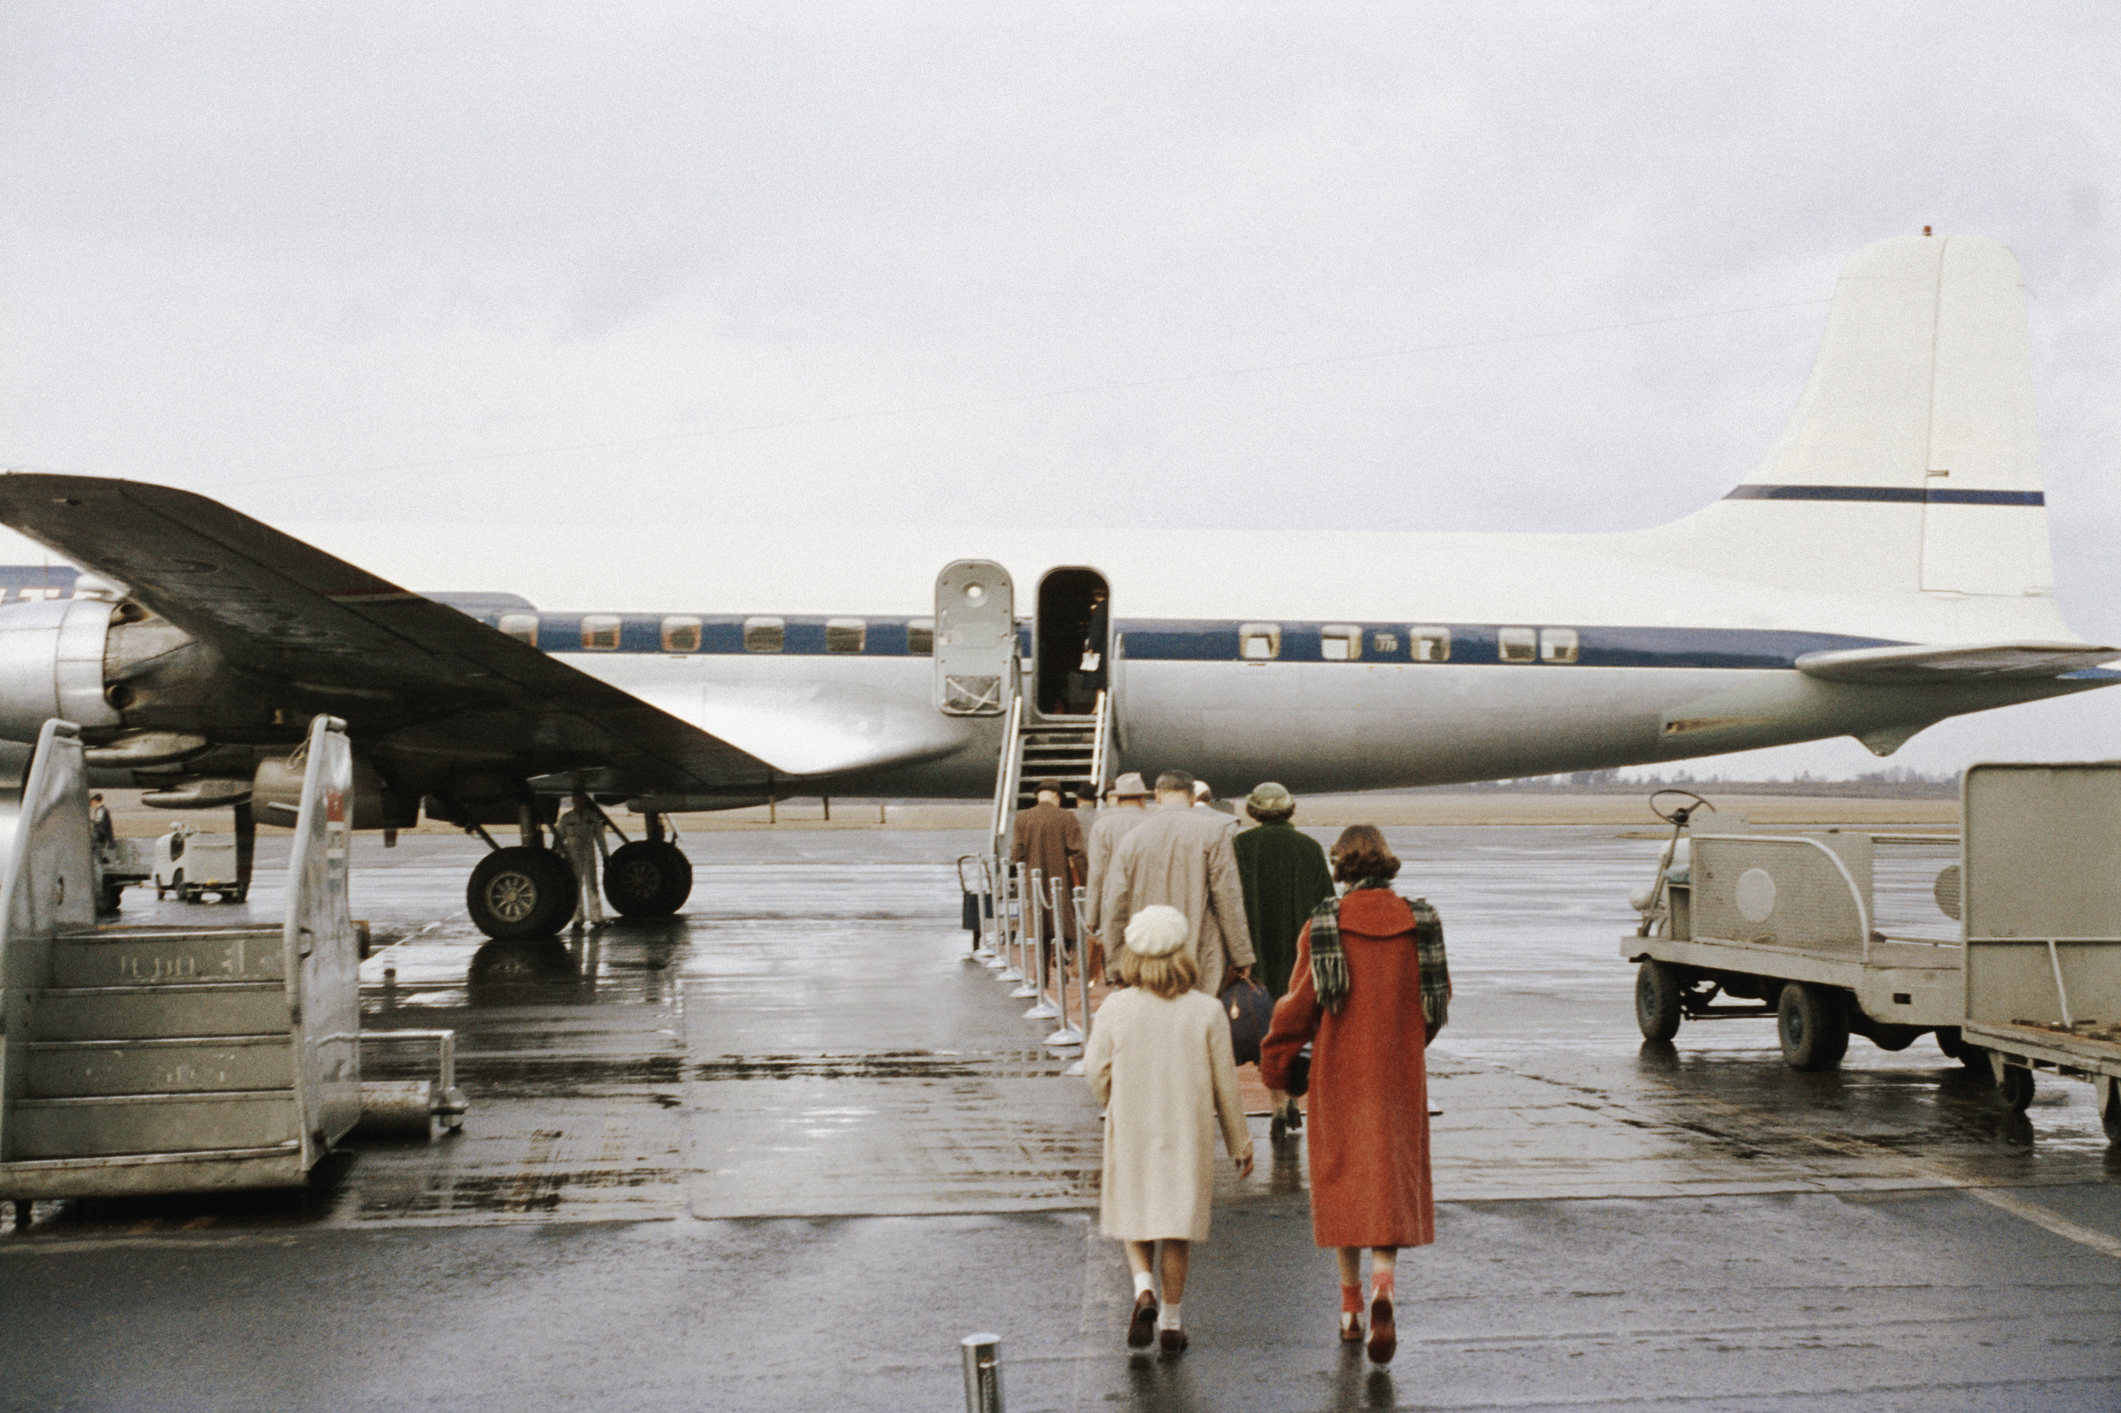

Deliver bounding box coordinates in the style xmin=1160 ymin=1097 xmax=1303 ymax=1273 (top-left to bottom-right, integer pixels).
xmin=555 ymin=806 xmax=605 ymax=926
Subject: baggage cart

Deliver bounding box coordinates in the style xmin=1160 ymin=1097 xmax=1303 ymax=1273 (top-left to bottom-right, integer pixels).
xmin=1622 ymin=791 xmax=1971 ymax=1070
xmin=152 ymin=822 xmax=247 ymax=903
xmin=1955 ymin=762 xmax=2121 ymax=1141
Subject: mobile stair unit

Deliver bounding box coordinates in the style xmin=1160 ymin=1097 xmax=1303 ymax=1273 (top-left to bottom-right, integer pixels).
xmin=1622 ymin=792 xmax=1969 ymax=1070
xmin=1956 ymin=762 xmax=2121 ymax=1141
xmin=0 ymin=715 xmax=363 ymax=1199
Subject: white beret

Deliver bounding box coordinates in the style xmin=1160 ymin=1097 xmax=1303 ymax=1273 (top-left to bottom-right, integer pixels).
xmin=1125 ymin=905 xmax=1190 ymax=958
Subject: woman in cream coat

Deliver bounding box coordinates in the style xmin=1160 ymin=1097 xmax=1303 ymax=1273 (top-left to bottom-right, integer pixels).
xmin=1085 ymin=905 xmax=1255 ymax=1352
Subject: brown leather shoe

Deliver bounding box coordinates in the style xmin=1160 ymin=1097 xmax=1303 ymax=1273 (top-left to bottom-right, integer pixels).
xmin=1158 ymin=1326 xmax=1188 ymax=1353
xmin=1127 ymin=1291 xmax=1158 ymax=1348
xmin=1367 ymin=1296 xmax=1397 ymax=1364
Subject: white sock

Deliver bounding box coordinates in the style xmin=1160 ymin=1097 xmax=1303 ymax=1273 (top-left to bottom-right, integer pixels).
xmin=1157 ymin=1301 xmax=1182 ymax=1330
xmin=1132 ymin=1272 xmax=1155 ymax=1298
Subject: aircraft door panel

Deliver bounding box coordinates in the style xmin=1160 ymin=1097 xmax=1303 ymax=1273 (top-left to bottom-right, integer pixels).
xmin=934 ymin=561 xmax=1015 ymax=716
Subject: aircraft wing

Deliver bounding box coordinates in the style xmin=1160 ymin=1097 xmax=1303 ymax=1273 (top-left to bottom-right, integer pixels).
xmin=0 ymin=473 xmax=808 ymax=793
xmin=1794 ymin=641 xmax=2121 ymax=684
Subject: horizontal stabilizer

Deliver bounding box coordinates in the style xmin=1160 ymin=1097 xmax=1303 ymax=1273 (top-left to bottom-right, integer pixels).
xmin=1794 ymin=641 xmax=2121 ymax=684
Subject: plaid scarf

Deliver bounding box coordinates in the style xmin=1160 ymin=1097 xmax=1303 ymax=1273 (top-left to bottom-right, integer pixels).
xmin=1308 ymin=881 xmax=1452 ymax=1034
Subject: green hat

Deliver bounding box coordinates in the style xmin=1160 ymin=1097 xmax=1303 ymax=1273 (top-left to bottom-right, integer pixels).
xmin=1246 ymin=782 xmax=1295 ymax=813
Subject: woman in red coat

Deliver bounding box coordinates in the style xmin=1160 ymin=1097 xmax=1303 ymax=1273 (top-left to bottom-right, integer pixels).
xmin=1260 ymin=825 xmax=1450 ymax=1365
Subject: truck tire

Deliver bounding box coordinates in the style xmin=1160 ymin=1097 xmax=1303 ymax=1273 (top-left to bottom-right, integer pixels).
xmin=1867 ymin=1024 xmax=1921 ymax=1052
xmin=1777 ymin=982 xmax=1850 ymax=1071
xmin=172 ymin=869 xmax=191 ymax=904
xmin=2101 ymin=1080 xmax=2120 ymax=1145
xmin=1994 ymin=1061 xmax=2035 ymax=1112
xmin=603 ymin=840 xmax=693 ymax=917
xmin=1635 ymin=960 xmax=1684 ymax=1042
xmin=467 ymin=847 xmax=577 ymax=940
xmin=1934 ymin=1026 xmax=1983 ymax=1067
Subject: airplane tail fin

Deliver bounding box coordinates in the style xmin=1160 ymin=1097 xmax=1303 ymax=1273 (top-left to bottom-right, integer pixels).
xmin=1632 ymin=234 xmax=2054 ymax=602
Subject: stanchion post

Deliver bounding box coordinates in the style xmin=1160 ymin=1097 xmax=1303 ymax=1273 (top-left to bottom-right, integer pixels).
xmin=1024 ymin=873 xmax=1062 ymax=1019
xmin=961 ymin=1333 xmax=1003 ymax=1413
xmin=1039 ymin=876 xmax=1078 ymax=1039
xmin=1013 ymin=869 xmax=1044 ymax=999
xmin=1063 ymin=884 xmax=1093 ymax=1074
xmin=982 ymin=858 xmax=1009 ymax=969
xmin=998 ymin=865 xmax=1025 ymax=980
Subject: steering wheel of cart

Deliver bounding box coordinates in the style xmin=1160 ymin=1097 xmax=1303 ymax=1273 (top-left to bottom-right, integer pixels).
xmin=1649 ymin=789 xmax=1715 ymax=826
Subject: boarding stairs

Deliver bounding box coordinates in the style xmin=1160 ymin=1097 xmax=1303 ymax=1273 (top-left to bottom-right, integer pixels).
xmin=0 ymin=716 xmax=368 ymax=1200
xmin=989 ymin=689 xmax=1111 ymax=866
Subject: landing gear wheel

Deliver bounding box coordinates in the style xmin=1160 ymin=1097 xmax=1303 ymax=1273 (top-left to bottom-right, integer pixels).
xmin=1777 ymin=982 xmax=1850 ymax=1071
xmin=1993 ymin=1060 xmax=2035 ymax=1113
xmin=1635 ymin=960 xmax=1684 ymax=1042
xmin=603 ymin=840 xmax=693 ymax=917
xmin=468 ymin=846 xmax=577 ymax=940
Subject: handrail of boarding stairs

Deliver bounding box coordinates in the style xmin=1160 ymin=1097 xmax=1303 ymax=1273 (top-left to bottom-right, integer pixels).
xmin=1087 ymin=689 xmax=1112 ymax=799
xmin=988 ymin=686 xmax=1026 ymax=876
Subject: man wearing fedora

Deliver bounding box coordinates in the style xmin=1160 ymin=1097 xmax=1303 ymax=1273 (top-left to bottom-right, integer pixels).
xmin=1084 ymin=772 xmax=1153 ymax=977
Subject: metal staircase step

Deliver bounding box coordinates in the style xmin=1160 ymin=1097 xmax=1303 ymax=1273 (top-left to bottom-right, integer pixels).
xmin=24 ymin=1035 xmax=295 ymax=1098
xmin=50 ymin=928 xmax=284 ymax=988
xmin=31 ymin=983 xmax=291 ymax=1042
xmin=8 ymin=1091 xmax=301 ymax=1159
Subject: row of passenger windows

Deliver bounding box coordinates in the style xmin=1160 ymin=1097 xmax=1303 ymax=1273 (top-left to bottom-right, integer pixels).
xmin=1238 ymin=624 xmax=1579 ymax=663
xmin=496 ymin=612 xmax=1578 ymax=662
xmin=497 ymin=613 xmax=937 ymax=655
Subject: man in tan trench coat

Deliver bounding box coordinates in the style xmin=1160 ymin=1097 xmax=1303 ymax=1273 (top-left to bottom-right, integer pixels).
xmin=1101 ymin=770 xmax=1255 ymax=996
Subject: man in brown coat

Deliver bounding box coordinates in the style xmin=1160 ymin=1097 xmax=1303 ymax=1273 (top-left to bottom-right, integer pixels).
xmin=1101 ymin=769 xmax=1255 ymax=996
xmin=1011 ymin=778 xmax=1087 ymax=948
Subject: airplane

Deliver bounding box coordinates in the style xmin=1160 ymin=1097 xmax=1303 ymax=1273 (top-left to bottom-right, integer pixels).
xmin=0 ymin=232 xmax=2112 ymax=941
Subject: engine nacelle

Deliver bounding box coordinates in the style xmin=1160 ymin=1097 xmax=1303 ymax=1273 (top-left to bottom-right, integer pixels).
xmin=0 ymin=598 xmax=122 ymax=742
xmin=252 ymin=752 xmax=417 ymax=831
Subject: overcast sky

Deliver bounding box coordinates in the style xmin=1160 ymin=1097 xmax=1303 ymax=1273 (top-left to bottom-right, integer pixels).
xmin=3 ymin=4 xmax=2117 ymax=780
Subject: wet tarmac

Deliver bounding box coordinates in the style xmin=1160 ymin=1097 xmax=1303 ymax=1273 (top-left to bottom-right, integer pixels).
xmin=3 ymin=825 xmax=2117 ymax=1411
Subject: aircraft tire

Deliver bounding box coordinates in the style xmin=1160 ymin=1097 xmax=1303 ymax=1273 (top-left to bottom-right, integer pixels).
xmin=1634 ymin=960 xmax=1683 ymax=1042
xmin=604 ymin=840 xmax=693 ymax=917
xmin=468 ymin=846 xmax=577 ymax=940
xmin=1777 ymin=982 xmax=1850 ymax=1071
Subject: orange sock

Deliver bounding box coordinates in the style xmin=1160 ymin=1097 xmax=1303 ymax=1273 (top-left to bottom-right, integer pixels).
xmin=1340 ymin=1284 xmax=1363 ymax=1313
xmin=1372 ymin=1271 xmax=1395 ymax=1302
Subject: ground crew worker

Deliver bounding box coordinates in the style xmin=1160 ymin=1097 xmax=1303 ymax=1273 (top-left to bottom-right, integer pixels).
xmin=556 ymin=789 xmax=606 ymax=930
xmin=89 ymin=792 xmax=115 ymax=849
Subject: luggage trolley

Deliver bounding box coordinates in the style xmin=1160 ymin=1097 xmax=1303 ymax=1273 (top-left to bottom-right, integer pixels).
xmin=1956 ymin=762 xmax=2121 ymax=1142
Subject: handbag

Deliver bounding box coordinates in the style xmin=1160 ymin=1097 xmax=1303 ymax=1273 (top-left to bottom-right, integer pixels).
xmin=1219 ymin=974 xmax=1274 ymax=1067
xmin=1283 ymin=1044 xmax=1313 ymax=1098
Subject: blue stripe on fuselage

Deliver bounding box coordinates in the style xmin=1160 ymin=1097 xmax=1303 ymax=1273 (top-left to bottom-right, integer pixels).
xmin=510 ymin=611 xmax=1896 ymax=670
xmin=1724 ymin=484 xmax=2045 ymax=506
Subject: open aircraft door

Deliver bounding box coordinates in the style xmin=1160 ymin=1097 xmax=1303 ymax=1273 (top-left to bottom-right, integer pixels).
xmin=935 ymin=561 xmax=1015 ymax=715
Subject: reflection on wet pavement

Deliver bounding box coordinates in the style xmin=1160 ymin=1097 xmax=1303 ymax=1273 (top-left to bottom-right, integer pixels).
xmin=21 ymin=825 xmax=2118 ymax=1237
